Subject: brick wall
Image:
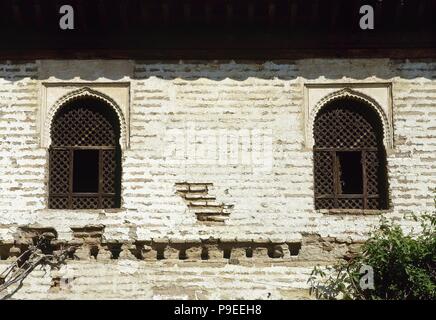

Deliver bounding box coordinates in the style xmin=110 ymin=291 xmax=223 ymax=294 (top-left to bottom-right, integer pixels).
xmin=0 ymin=59 xmax=434 ymax=299
xmin=0 ymin=61 xmax=43 ymax=227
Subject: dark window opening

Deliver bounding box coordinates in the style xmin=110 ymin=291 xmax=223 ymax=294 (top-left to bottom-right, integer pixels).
xmin=73 ymin=150 xmax=99 ymax=193
xmin=337 ymin=151 xmax=363 ymax=195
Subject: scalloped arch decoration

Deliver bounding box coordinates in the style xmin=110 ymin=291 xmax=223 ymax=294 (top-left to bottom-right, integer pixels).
xmin=307 ymin=88 xmax=392 ymax=150
xmin=44 ymin=87 xmax=128 ymax=149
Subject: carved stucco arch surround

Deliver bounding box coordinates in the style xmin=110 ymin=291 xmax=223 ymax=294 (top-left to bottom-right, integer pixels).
xmin=44 ymin=87 xmax=128 ymax=150
xmin=306 ymin=88 xmax=393 ymax=151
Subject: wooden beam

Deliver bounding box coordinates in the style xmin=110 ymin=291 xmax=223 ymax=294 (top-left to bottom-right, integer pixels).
xmin=311 ymin=0 xmax=319 ymax=26
xmin=350 ymin=0 xmax=361 ymax=31
xmin=139 ymin=0 xmax=149 ymax=26
xmin=289 ymin=0 xmax=298 ymax=28
xmin=0 ymin=47 xmax=435 ymax=60
xmin=329 ymin=0 xmax=340 ymax=29
xmin=0 ymin=1 xmax=8 ymax=27
xmin=33 ymin=0 xmax=44 ymax=29
xmin=119 ymin=0 xmax=129 ymax=30
xmin=12 ymin=0 xmax=24 ymax=28
xmin=184 ymin=3 xmax=191 ymax=24
xmin=416 ymin=0 xmax=426 ymax=30
xmin=129 ymin=0 xmax=140 ymax=28
xmin=393 ymin=0 xmax=404 ymax=26
xmin=205 ymin=3 xmax=212 ymax=25
xmin=97 ymin=0 xmax=109 ymax=29
xmin=226 ymin=3 xmax=233 ymax=26
xmin=76 ymin=0 xmax=88 ymax=32
xmin=45 ymin=0 xmax=59 ymax=31
xmin=374 ymin=0 xmax=383 ymax=29
xmin=161 ymin=2 xmax=170 ymax=26
xmin=268 ymin=2 xmax=276 ymax=27
xmin=247 ymin=2 xmax=255 ymax=24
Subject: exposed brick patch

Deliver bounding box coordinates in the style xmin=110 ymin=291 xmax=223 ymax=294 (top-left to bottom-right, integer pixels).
xmin=69 ymin=225 xmax=106 ymax=260
xmin=70 ymin=225 xmax=105 ymax=244
xmin=299 ymin=233 xmax=365 ymax=262
xmin=15 ymin=226 xmax=58 ymax=245
xmin=175 ymin=182 xmax=234 ymax=223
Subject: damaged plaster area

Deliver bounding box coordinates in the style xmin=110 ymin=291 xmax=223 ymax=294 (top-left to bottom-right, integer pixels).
xmin=175 ymin=182 xmax=234 ymax=223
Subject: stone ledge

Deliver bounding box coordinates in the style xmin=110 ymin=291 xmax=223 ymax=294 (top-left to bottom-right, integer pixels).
xmin=318 ymin=209 xmax=390 ymax=215
xmin=0 ymin=226 xmax=364 ymax=264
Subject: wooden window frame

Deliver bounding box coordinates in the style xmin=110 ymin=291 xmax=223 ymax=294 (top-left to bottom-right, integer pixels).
xmin=50 ymin=146 xmax=116 ymax=209
xmin=48 ymin=98 xmax=121 ymax=210
xmin=314 ymin=147 xmax=378 ymax=210
xmin=313 ymin=99 xmax=388 ymax=211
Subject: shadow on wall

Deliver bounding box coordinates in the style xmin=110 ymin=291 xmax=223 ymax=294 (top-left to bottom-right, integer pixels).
xmin=1 ymin=59 xmax=435 ymax=82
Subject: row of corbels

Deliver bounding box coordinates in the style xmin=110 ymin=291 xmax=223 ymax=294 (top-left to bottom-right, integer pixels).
xmin=73 ymin=240 xmax=302 ymax=261
xmin=2 ymin=225 xmax=302 ymax=262
xmin=1 ymin=240 xmax=302 ymax=262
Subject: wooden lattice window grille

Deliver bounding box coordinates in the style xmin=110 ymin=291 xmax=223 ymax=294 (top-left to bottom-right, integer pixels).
xmin=49 ymin=98 xmax=121 ymax=209
xmin=313 ymin=99 xmax=388 ymax=210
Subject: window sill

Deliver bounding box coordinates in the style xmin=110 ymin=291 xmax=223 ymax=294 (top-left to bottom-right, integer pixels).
xmin=40 ymin=208 xmax=128 ymax=214
xmin=318 ymin=209 xmax=390 ymax=215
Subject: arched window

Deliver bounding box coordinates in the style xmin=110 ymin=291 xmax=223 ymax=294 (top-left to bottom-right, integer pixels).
xmin=313 ymin=98 xmax=388 ymax=210
xmin=49 ymin=98 xmax=121 ymax=209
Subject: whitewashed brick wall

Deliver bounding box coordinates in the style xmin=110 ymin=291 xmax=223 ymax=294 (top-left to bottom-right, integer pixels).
xmin=0 ymin=59 xmax=434 ymax=299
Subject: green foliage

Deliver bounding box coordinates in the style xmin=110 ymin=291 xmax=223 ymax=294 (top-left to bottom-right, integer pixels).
xmin=308 ymin=213 xmax=436 ymax=300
